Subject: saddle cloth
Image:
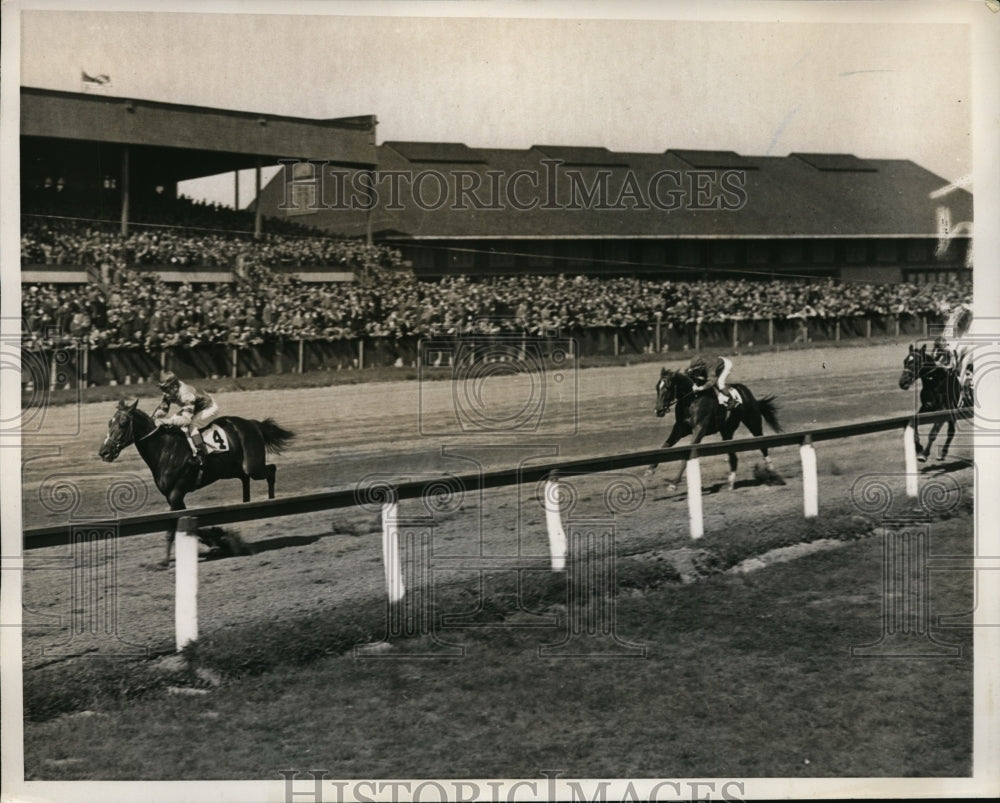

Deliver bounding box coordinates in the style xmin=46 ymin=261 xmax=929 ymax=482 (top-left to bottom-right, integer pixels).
xmin=199 ymin=423 xmax=231 ymax=453
xmin=721 ymin=388 xmax=743 ymax=406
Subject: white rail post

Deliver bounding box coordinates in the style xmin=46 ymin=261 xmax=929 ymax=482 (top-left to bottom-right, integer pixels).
xmin=687 ymin=448 xmax=704 ymax=539
xmin=175 ymin=515 xmax=199 ymax=651
xmin=800 ymin=435 xmax=819 ymax=519
xmin=381 ymin=495 xmax=405 ymax=603
xmin=544 ymin=474 xmax=567 ymax=572
xmin=904 ymin=423 xmax=919 ymax=498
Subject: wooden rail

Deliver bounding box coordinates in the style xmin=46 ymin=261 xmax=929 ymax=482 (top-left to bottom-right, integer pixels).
xmin=23 ymin=407 xmax=972 ymax=549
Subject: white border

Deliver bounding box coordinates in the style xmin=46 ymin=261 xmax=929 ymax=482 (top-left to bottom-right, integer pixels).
xmin=2 ymin=2 xmax=998 ymax=801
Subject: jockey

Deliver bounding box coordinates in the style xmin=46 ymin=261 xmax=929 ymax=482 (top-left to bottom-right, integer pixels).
xmin=686 ymin=356 xmax=739 ymax=410
xmin=153 ymin=371 xmax=219 ymax=465
xmin=931 ymin=336 xmax=957 ymax=371
xmin=939 ymin=304 xmax=975 ymax=406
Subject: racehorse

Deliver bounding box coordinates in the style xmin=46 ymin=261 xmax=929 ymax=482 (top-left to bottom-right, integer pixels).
xmin=898 ymin=343 xmax=963 ymax=462
xmin=651 ymin=368 xmax=782 ymax=489
xmin=99 ymin=399 xmax=295 ymax=564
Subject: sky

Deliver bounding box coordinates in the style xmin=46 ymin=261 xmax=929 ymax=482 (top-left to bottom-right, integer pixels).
xmin=15 ymin=2 xmax=976 ymax=207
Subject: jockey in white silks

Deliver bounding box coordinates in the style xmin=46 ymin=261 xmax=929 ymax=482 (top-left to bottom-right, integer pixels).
xmin=935 ymin=304 xmax=974 ymax=404
xmin=153 ymin=371 xmax=220 ymax=465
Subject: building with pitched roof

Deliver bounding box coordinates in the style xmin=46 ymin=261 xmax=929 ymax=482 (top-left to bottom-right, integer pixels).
xmin=257 ymin=141 xmax=973 ymax=284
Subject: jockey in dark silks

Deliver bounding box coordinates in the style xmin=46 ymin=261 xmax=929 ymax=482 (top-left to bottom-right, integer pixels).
xmin=686 ymin=356 xmax=740 ymax=410
xmin=153 ymin=371 xmax=220 ymax=465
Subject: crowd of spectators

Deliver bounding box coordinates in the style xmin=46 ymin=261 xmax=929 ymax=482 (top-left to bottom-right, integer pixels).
xmin=21 ymin=212 xmax=382 ymax=271
xmin=21 ymin=266 xmax=971 ymax=351
xmin=18 ymin=202 xmax=973 ymax=351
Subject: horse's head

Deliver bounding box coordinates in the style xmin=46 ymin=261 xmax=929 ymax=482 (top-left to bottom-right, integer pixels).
xmin=899 ymin=343 xmax=927 ymax=390
xmin=655 ymin=368 xmax=679 ymax=417
xmin=99 ymin=399 xmax=140 ymax=462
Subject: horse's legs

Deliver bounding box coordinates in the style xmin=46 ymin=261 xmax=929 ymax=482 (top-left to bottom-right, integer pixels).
xmin=924 ymin=421 xmax=944 ymax=462
xmin=939 ymin=419 xmax=956 ymax=460
xmin=266 ymin=464 xmax=277 ymax=499
xmin=913 ymin=424 xmax=927 ymax=462
xmin=737 ymin=405 xmax=773 ymax=470
xmin=241 ymin=475 xmax=251 ymax=503
xmin=670 ymin=426 xmax=707 ymax=489
xmin=648 ymin=421 xmax=691 ymax=475
xmin=720 ymin=419 xmax=741 ymax=490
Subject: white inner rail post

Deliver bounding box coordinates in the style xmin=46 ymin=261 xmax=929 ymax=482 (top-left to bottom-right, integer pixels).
xmin=381 ymin=494 xmax=405 ymax=603
xmin=904 ymin=422 xmax=919 ymax=498
xmin=800 ymin=434 xmax=819 ymax=519
xmin=687 ymin=447 xmax=704 ymax=539
xmin=175 ymin=515 xmax=199 ymax=651
xmin=544 ymin=472 xmax=567 ymax=572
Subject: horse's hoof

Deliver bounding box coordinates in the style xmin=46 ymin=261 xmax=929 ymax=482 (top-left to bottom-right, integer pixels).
xmin=665 ymin=482 xmax=677 ymax=492
xmin=644 ymin=468 xmax=656 ymax=477
xmin=917 ymin=454 xmax=928 ymax=463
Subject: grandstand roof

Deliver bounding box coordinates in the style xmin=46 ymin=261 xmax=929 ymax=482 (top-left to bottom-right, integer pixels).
xmin=257 ymin=142 xmax=972 ymax=241
xmin=21 ymin=86 xmax=378 ymax=185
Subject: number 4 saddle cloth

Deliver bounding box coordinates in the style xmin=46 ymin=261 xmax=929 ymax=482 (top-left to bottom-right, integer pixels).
xmin=200 ymin=423 xmax=231 ymax=453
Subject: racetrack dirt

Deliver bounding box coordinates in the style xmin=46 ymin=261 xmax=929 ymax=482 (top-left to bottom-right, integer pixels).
xmin=20 ymin=342 xmax=975 ymax=668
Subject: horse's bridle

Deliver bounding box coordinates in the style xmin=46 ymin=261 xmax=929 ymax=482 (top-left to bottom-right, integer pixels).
xmin=657 ymin=374 xmax=696 ymax=414
xmin=114 ymin=407 xmax=156 ymax=452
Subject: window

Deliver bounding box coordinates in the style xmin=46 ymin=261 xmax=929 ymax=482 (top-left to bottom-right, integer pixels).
xmin=410 ymin=246 xmax=435 ymax=269
xmin=488 ymin=248 xmax=516 ymax=268
xmin=527 ymin=242 xmax=554 ymax=268
xmin=711 ymin=241 xmax=737 ymax=265
xmin=567 ymin=242 xmax=592 ymax=267
xmin=811 ymin=241 xmax=835 ymax=264
xmin=876 ymin=240 xmax=898 ymax=263
xmin=448 ymin=248 xmax=475 ymax=270
xmin=906 ymin=239 xmax=930 ymax=263
xmin=640 ymin=241 xmax=665 ymax=267
xmin=778 ymin=240 xmax=803 ymax=265
xmin=677 ymin=241 xmax=703 ymax=266
xmin=844 ymin=241 xmax=868 ymax=263
xmin=746 ymin=241 xmax=770 ymax=264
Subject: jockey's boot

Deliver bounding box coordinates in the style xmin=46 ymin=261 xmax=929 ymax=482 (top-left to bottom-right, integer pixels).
xmin=722 ymin=389 xmax=739 ymax=411
xmin=189 ymin=428 xmax=207 ymax=467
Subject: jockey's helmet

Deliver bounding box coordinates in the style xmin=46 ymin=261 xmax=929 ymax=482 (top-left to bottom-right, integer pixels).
xmin=688 ymin=356 xmax=707 ymax=374
xmin=158 ymin=371 xmax=180 ymax=391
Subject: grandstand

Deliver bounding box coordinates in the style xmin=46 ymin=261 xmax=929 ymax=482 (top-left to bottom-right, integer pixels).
xmin=21 ymin=85 xmax=378 ymax=284
xmin=18 ymin=87 xmax=974 ymax=387
xmin=253 ymin=142 xmax=973 ymax=284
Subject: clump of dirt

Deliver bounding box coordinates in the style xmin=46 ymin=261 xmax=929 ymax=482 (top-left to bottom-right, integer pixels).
xmin=727 ymin=538 xmax=848 ymax=575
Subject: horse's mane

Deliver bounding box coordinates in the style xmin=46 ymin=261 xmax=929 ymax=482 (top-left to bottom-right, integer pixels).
xmin=664 ymin=369 xmax=694 ymax=389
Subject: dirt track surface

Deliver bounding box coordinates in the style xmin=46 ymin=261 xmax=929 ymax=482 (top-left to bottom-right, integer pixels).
xmin=20 ymin=343 xmax=976 ymax=667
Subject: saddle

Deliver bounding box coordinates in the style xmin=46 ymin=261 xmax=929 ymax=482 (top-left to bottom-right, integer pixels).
xmin=160 ymin=421 xmax=231 ymax=453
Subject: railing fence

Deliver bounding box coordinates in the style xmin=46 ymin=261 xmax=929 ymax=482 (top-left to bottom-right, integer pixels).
xmin=22 ymin=408 xmax=970 ymax=652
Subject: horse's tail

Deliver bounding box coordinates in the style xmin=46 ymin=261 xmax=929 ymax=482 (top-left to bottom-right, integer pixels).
xmin=756 ymin=395 xmax=783 ymax=433
xmin=258 ymin=418 xmax=296 ymax=455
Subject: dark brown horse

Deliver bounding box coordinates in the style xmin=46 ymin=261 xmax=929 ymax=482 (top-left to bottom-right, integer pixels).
xmin=898 ymin=343 xmax=963 ymax=462
xmin=650 ymin=368 xmax=782 ymax=489
xmin=99 ymin=399 xmax=295 ymax=563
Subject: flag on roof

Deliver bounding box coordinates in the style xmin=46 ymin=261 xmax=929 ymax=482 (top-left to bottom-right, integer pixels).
xmin=81 ymin=70 xmax=112 ymax=93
